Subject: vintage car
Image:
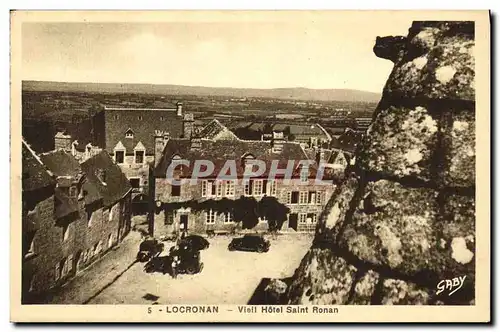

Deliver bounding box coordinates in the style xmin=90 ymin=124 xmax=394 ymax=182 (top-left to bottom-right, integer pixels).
xmin=170 ymin=246 xmax=204 ymax=275
xmin=178 ymin=235 xmax=210 ymax=251
xmin=136 ymin=238 xmax=164 ymax=262
xmin=228 ymin=234 xmax=270 ymax=253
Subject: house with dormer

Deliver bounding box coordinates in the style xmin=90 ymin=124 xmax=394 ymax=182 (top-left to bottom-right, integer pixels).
xmin=152 ymin=121 xmax=340 ymax=236
xmin=91 ymin=102 xmax=194 ymax=212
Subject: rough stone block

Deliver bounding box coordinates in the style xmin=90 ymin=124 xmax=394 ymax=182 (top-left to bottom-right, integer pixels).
xmin=315 ymin=175 xmax=359 ymax=241
xmin=440 ymin=110 xmax=475 ymax=188
xmin=384 ymin=24 xmax=474 ymax=101
xmin=349 ymin=270 xmax=380 ymax=305
xmin=358 ymin=106 xmax=439 ymax=181
xmin=287 ymin=249 xmax=357 ymax=305
xmin=380 ymin=279 xmax=430 ymax=305
xmin=339 ymin=180 xmax=439 ymax=277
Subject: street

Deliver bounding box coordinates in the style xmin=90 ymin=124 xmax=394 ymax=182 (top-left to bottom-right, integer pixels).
xmin=87 ymin=234 xmax=313 ymax=304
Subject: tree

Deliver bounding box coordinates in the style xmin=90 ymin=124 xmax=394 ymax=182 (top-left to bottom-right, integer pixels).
xmin=232 ymin=196 xmax=259 ymax=229
xmin=258 ymin=196 xmax=290 ymax=232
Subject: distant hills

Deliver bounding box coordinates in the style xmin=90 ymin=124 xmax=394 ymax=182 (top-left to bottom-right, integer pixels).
xmin=22 ymin=80 xmax=381 ymax=103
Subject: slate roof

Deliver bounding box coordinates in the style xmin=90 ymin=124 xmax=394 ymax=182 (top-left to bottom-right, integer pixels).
xmin=39 ymin=150 xmax=82 ymax=178
xmin=102 ymin=107 xmax=184 ymax=153
xmin=198 ymin=119 xmax=239 ymax=141
xmin=22 ymin=140 xmax=55 ymax=192
xmin=154 ymin=138 xmax=316 ymax=179
xmin=228 ymin=121 xmax=331 ymax=141
xmin=81 ymin=151 xmax=132 ymax=207
xmin=54 ymin=188 xmax=79 ymax=220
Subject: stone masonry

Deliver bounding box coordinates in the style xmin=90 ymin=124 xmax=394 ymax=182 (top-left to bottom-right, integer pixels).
xmin=285 ymin=21 xmax=475 ymax=305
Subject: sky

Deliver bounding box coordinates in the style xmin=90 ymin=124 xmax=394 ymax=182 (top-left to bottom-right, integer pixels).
xmin=21 ymin=13 xmax=413 ymax=93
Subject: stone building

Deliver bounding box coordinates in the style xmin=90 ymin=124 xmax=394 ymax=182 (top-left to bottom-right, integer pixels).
xmin=283 ymin=21 xmax=476 ymax=305
xmin=152 ymin=121 xmax=342 ymax=237
xmin=91 ymin=102 xmax=193 ymax=213
xmin=22 ymin=141 xmax=132 ymax=303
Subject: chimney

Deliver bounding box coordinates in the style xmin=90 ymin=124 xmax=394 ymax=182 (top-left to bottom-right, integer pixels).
xmin=316 ymin=147 xmax=326 ymax=164
xmin=154 ymin=130 xmax=169 ymax=167
xmin=271 ymin=131 xmax=285 ymax=153
xmin=190 ymin=136 xmax=202 ymax=150
xmin=176 ymin=102 xmax=183 ymax=117
xmin=54 ymin=131 xmax=72 ymax=152
xmin=182 ymin=113 xmax=194 ymax=139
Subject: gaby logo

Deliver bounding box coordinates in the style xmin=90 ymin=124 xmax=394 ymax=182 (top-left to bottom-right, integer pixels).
xmin=436 ymin=276 xmax=467 ymax=296
xmin=165 ymin=159 xmax=338 ymax=186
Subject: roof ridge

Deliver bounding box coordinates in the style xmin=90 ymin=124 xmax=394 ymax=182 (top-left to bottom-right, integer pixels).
xmin=22 ymin=139 xmax=54 ymax=177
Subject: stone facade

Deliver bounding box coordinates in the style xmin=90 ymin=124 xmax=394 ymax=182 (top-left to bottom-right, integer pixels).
xmin=284 ymin=21 xmax=475 ymax=305
xmin=22 ymin=145 xmax=132 ymax=303
xmin=153 ymin=177 xmax=335 ymax=237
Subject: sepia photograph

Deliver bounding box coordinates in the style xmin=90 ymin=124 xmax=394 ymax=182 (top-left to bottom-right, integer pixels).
xmin=10 ymin=10 xmax=490 ymax=323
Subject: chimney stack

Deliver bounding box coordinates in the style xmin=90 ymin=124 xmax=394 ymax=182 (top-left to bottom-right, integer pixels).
xmin=176 ymin=102 xmax=183 ymax=117
xmin=190 ymin=136 xmax=202 ymax=150
xmin=271 ymin=131 xmax=285 ymax=153
xmin=154 ymin=130 xmax=169 ymax=167
xmin=54 ymin=131 xmax=72 ymax=152
xmin=182 ymin=113 xmax=194 ymax=139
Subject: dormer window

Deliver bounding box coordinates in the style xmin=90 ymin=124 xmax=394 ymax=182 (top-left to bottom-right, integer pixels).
xmin=134 ymin=142 xmax=146 ymax=165
xmin=241 ymin=153 xmax=255 ymax=169
xmin=125 ymin=128 xmax=134 ymax=139
xmin=114 ymin=141 xmax=126 ymax=164
xmin=96 ymin=169 xmax=107 ymax=186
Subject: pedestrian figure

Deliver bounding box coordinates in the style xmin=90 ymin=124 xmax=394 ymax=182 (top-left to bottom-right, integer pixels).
xmin=171 ymin=255 xmax=179 ymax=279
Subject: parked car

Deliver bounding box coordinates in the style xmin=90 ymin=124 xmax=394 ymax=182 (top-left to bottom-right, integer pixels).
xmin=228 ymin=235 xmax=270 ymax=253
xmin=170 ymin=246 xmax=204 ymax=275
xmin=137 ymin=238 xmax=164 ymax=262
xmin=178 ymin=235 xmax=210 ymax=251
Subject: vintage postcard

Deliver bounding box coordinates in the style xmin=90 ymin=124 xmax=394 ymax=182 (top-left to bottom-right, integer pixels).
xmin=10 ymin=10 xmax=490 ymax=323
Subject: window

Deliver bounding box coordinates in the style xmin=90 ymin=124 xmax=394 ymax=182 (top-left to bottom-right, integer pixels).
xmin=115 ymin=150 xmax=124 ymax=164
xmin=205 ymin=209 xmax=217 ymax=224
xmin=69 ymin=186 xmax=78 ymax=198
xmin=171 ymin=184 xmax=181 ymax=197
xmin=288 ymin=191 xmax=299 ymax=204
xmin=135 ymin=150 xmax=144 ymax=164
xmin=299 ymin=191 xmax=308 ymax=204
xmin=201 ymin=180 xmax=215 ymax=198
xmin=160 ymin=116 xmax=164 ymax=121
xmin=129 ymin=178 xmax=140 ymax=189
xmin=108 ymin=207 xmax=113 ymax=222
xmin=253 ymin=179 xmax=263 ymax=196
xmin=138 ymin=116 xmax=143 ymax=120
xmin=165 ymin=211 xmax=174 ymax=225
xmin=114 ymin=115 xmax=119 ymax=120
xmin=223 ymin=212 xmax=234 ymax=224
xmin=63 ymin=224 xmax=70 ymax=242
xmin=299 ymin=213 xmax=308 ymax=224
xmin=244 ymin=179 xmax=252 ymax=196
xmin=216 ymin=181 xmax=223 ymax=197
xmin=316 ymin=191 xmax=324 ymax=205
xmin=201 ymin=180 xmax=208 ymax=197
xmin=267 ymin=180 xmax=277 ymax=196
xmin=225 ymin=180 xmax=235 ymax=197
xmin=125 ymin=132 xmax=134 ymax=139
xmin=308 ymin=191 xmax=316 ymax=204
xmin=307 ymin=213 xmax=317 ymax=224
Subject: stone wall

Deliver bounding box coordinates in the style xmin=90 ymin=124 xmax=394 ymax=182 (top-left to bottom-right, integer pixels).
xmin=285 ymin=21 xmax=475 ymax=305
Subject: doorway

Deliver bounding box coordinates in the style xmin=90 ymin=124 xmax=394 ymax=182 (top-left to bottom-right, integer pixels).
xmin=288 ymin=213 xmax=298 ymax=231
xmin=179 ymin=214 xmax=189 ymax=233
